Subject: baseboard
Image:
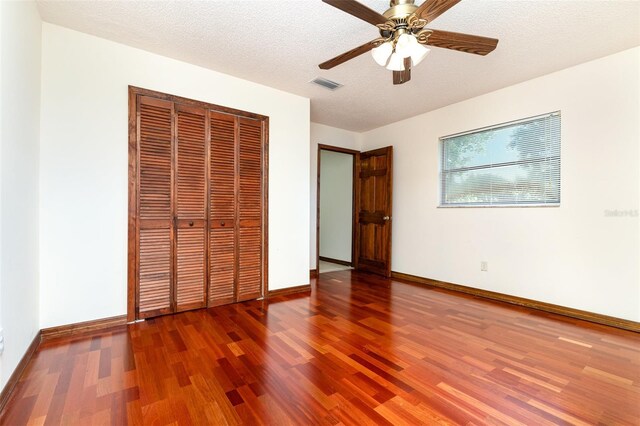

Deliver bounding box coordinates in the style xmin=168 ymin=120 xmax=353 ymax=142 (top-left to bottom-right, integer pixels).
xmin=0 ymin=330 xmax=41 ymax=414
xmin=391 ymin=271 xmax=640 ymax=333
xmin=268 ymin=284 xmax=312 ymax=298
xmin=319 ymin=256 xmax=352 ymax=267
xmin=310 ymin=269 xmax=318 ymax=279
xmin=41 ymin=314 xmax=128 ymax=342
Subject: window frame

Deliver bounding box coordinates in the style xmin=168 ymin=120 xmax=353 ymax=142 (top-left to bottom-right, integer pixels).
xmin=438 ymin=112 xmax=561 ymax=208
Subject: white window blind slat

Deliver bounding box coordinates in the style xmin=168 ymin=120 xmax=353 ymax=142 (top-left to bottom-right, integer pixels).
xmin=440 ymin=112 xmax=561 ymax=206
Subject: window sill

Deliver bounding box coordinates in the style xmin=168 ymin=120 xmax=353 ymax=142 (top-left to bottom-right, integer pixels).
xmin=438 ymin=204 xmax=560 ymax=209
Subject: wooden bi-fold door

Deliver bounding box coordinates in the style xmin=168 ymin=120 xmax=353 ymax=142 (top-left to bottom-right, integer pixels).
xmin=174 ymin=104 xmax=208 ymax=313
xmin=208 ymin=113 xmax=264 ymax=306
xmin=129 ymin=87 xmax=267 ymax=321
xmin=136 ymin=96 xmax=174 ymax=319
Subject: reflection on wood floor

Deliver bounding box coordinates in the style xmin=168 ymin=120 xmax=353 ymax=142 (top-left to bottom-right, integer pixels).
xmin=2 ymin=270 xmax=639 ymax=424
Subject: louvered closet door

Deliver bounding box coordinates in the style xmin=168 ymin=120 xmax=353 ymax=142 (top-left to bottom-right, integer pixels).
xmin=209 ymin=112 xmax=237 ymax=307
xmin=237 ymin=117 xmax=263 ymax=301
xmin=175 ymin=104 xmax=208 ymax=312
xmin=137 ymin=97 xmax=174 ymax=318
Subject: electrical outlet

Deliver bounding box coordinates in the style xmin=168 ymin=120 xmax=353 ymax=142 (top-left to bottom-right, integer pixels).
xmin=480 ymin=261 xmax=488 ymax=272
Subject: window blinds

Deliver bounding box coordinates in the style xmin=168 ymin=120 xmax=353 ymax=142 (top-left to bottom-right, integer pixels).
xmin=440 ymin=112 xmax=561 ymax=206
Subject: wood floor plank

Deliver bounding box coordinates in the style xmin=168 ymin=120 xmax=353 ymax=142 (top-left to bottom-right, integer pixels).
xmin=1 ymin=270 xmax=639 ymax=424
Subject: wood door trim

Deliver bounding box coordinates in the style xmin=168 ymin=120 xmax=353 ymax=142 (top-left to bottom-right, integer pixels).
xmin=316 ymin=144 xmax=358 ymax=277
xmin=128 ymin=86 xmax=269 ymax=321
xmin=127 ymin=87 xmax=137 ymax=322
xmin=318 ymin=144 xmax=360 ymax=155
xmin=129 ymin=86 xmax=268 ymax=121
xmin=385 ymin=148 xmax=393 ymax=277
xmin=261 ymin=118 xmax=269 ymax=300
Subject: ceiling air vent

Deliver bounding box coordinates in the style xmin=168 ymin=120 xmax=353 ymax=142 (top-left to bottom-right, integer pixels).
xmin=310 ymin=77 xmax=343 ymax=91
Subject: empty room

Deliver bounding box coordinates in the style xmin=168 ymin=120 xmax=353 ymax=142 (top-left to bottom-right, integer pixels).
xmin=0 ymin=0 xmax=639 ymax=424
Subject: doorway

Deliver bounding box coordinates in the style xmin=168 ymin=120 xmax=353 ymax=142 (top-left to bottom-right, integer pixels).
xmin=317 ymin=145 xmax=357 ymax=273
xmin=316 ymin=144 xmax=394 ymax=277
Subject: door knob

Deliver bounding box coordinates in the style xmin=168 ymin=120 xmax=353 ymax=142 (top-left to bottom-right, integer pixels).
xmin=220 ymin=221 xmax=225 ymax=226
xmin=383 ymin=216 xmax=391 ymax=221
xmin=189 ymin=221 xmax=194 ymax=227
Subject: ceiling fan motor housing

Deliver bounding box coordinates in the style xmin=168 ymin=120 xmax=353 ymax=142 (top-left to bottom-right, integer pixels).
xmin=385 ymin=0 xmax=419 ymax=21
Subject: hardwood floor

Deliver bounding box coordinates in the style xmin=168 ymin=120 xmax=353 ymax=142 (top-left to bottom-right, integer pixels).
xmin=2 ymin=270 xmax=639 ymax=425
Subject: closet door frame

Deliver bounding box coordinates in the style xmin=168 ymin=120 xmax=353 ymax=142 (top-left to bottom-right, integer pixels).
xmin=127 ymin=86 xmax=269 ymax=322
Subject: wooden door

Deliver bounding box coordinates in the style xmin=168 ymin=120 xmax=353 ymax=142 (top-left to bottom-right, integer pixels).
xmin=237 ymin=117 xmax=264 ymax=301
xmin=137 ymin=96 xmax=174 ymax=318
xmin=209 ymin=112 xmax=237 ymax=307
xmin=175 ymin=104 xmax=208 ymax=312
xmin=356 ymin=146 xmax=393 ymax=277
xmin=129 ymin=86 xmax=268 ymax=321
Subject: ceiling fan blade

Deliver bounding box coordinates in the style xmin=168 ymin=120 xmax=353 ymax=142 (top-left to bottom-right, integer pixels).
xmin=393 ymin=58 xmax=412 ymax=85
xmin=415 ymin=0 xmax=461 ymax=23
xmin=319 ymin=40 xmax=378 ymax=70
xmin=426 ymin=29 xmax=498 ymax=55
xmin=322 ymin=0 xmax=388 ymax=26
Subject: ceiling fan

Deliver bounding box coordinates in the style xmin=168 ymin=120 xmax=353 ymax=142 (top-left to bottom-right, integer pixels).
xmin=319 ymin=0 xmax=499 ymax=85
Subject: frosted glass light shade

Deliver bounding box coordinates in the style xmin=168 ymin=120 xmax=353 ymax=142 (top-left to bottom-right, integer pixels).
xmin=395 ymin=33 xmax=414 ymax=58
xmin=410 ymin=44 xmax=430 ymax=66
xmin=386 ymin=52 xmax=405 ymax=71
xmin=371 ymin=42 xmax=393 ymax=66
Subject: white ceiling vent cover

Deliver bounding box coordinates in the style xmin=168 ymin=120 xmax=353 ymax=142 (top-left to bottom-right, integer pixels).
xmin=310 ymin=77 xmax=343 ymax=91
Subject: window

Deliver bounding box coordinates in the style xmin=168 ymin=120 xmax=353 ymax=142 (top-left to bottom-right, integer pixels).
xmin=440 ymin=112 xmax=560 ymax=207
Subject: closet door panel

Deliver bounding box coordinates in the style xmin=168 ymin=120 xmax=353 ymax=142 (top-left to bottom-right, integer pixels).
xmin=175 ymin=105 xmax=207 ymax=311
xmin=137 ymin=97 xmax=173 ymax=317
xmin=209 ymin=227 xmax=235 ymax=306
xmin=209 ymin=112 xmax=237 ymax=306
xmin=138 ymin=227 xmax=172 ymax=318
xmin=237 ymin=117 xmax=263 ymax=301
xmin=176 ymin=226 xmax=206 ymax=309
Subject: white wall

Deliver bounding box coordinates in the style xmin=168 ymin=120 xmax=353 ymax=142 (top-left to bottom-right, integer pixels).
xmin=319 ymin=150 xmax=353 ymax=262
xmin=39 ymin=24 xmax=310 ymax=328
xmin=0 ymin=1 xmax=41 ymax=388
xmin=361 ymin=47 xmax=640 ymax=322
xmin=310 ymin=123 xmax=361 ymax=269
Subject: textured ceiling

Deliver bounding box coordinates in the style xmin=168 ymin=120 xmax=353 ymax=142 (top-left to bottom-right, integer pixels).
xmin=37 ymin=0 xmax=640 ymax=132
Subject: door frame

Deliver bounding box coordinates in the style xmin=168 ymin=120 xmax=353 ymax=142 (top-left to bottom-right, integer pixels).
xmin=316 ymin=144 xmax=359 ymax=274
xmin=128 ymin=86 xmax=269 ymax=322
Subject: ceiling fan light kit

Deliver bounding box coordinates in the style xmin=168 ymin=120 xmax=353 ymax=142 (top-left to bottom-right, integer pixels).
xmin=375 ymin=31 xmax=431 ymax=70
xmin=319 ymin=0 xmax=499 ymax=85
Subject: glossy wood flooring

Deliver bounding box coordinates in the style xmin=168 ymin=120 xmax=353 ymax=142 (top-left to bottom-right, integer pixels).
xmin=2 ymin=270 xmax=639 ymax=425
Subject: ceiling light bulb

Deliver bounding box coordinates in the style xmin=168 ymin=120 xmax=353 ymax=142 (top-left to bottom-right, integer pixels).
xmin=371 ymin=42 xmax=393 ymax=67
xmin=410 ymin=44 xmax=430 ymax=66
xmin=386 ymin=52 xmax=405 ymax=71
xmin=395 ymin=33 xmax=415 ymax=58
